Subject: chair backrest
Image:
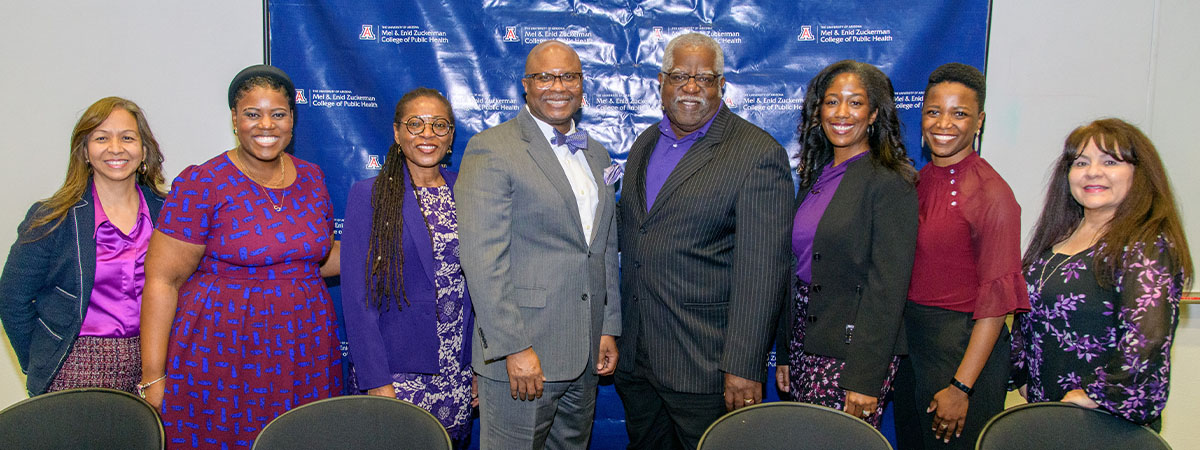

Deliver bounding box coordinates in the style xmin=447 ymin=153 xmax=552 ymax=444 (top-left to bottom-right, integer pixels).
xmin=252 ymin=395 xmax=452 ymax=450
xmin=0 ymin=387 xmax=164 ymax=450
xmin=976 ymin=402 xmax=1171 ymax=450
xmin=698 ymin=402 xmax=892 ymax=450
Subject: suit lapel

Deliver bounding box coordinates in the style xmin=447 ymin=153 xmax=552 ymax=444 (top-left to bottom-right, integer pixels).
xmin=646 ymin=106 xmax=730 ymax=219
xmin=583 ymin=139 xmax=611 ymax=247
xmin=625 ymin=125 xmax=658 ymax=225
xmin=518 ymin=109 xmax=586 ymax=240
xmin=401 ymin=168 xmax=437 ymax=286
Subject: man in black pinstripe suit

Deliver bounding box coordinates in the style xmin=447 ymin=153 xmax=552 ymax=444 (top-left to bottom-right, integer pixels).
xmin=615 ymin=32 xmax=795 ymax=449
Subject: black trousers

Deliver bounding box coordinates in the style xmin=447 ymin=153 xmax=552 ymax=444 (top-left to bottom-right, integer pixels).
xmin=614 ymin=349 xmax=726 ymax=450
xmin=893 ymin=303 xmax=1010 ymax=450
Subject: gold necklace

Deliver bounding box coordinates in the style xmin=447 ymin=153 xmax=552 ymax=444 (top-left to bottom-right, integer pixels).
xmin=1035 ymin=252 xmax=1073 ymax=291
xmin=230 ymin=150 xmax=287 ymax=211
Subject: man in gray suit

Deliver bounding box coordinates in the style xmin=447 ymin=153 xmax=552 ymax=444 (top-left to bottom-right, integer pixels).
xmin=456 ymin=40 xmax=620 ymax=449
xmin=616 ymin=32 xmax=794 ymax=449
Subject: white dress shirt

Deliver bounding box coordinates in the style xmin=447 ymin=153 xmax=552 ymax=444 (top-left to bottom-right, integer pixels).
xmin=527 ymin=106 xmax=599 ymax=245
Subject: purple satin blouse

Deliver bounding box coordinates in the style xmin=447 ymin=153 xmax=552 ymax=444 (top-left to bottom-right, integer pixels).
xmin=79 ymin=185 xmax=152 ymax=337
xmin=792 ymin=151 xmax=867 ymax=283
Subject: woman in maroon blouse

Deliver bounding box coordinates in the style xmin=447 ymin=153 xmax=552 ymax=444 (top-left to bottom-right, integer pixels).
xmin=893 ymin=63 xmax=1030 ymax=449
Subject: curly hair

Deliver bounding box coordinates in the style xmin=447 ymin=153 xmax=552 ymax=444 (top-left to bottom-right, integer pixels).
xmin=796 ymin=60 xmax=914 ymax=190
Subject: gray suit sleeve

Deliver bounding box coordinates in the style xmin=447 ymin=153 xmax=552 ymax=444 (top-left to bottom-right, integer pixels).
xmin=456 ymin=139 xmax=530 ymax=361
xmin=719 ymin=142 xmax=795 ymax=383
xmin=602 ymin=198 xmax=621 ymax=336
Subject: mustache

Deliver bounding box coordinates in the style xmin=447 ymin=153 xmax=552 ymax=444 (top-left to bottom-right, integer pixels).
xmin=673 ymin=95 xmax=708 ymax=107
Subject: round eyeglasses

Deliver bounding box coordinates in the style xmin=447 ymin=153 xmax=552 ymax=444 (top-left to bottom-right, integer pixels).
xmin=523 ymin=72 xmax=584 ymax=90
xmin=661 ymin=71 xmax=722 ymax=88
xmin=403 ymin=116 xmax=454 ymax=137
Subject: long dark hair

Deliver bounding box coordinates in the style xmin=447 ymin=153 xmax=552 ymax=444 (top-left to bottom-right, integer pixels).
xmin=1023 ymin=118 xmax=1192 ymax=287
xmin=796 ymin=60 xmax=915 ymax=190
xmin=25 ymin=97 xmax=167 ymax=241
xmin=364 ymin=87 xmax=455 ymax=310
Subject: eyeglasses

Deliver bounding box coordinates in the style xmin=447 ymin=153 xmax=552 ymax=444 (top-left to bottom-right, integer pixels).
xmin=661 ymin=71 xmax=722 ymax=88
xmin=402 ymin=116 xmax=454 ymax=137
xmin=523 ymin=72 xmax=584 ymax=90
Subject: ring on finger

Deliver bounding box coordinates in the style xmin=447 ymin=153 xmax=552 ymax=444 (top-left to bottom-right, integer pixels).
xmin=861 ymin=410 xmax=870 ymax=417
xmin=940 ymin=424 xmax=948 ymax=429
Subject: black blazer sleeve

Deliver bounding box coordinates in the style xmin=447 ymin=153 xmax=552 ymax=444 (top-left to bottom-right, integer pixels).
xmin=841 ymin=169 xmax=917 ymax=395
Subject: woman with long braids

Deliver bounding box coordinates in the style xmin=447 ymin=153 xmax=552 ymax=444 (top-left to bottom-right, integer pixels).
xmin=340 ymin=87 xmax=475 ymax=448
xmin=1011 ymin=118 xmax=1191 ymax=429
xmin=0 ymin=97 xmax=166 ymax=396
xmin=775 ymin=60 xmax=918 ymax=428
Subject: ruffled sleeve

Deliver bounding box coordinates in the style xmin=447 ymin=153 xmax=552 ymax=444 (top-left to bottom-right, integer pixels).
xmin=1082 ymin=236 xmax=1184 ymax=424
xmin=965 ymin=171 xmax=1031 ymax=319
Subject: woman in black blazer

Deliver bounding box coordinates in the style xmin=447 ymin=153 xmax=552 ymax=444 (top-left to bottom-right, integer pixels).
xmin=0 ymin=97 xmax=166 ymax=396
xmin=776 ymin=60 xmax=918 ymax=428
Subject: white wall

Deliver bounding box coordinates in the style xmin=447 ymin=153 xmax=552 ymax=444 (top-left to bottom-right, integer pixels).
xmin=2 ymin=0 xmax=1197 ymax=446
xmin=986 ymin=0 xmax=1198 ymax=447
xmin=0 ymin=1 xmax=263 ymax=406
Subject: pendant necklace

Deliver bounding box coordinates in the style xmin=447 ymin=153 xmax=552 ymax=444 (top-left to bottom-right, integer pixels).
xmin=231 ymin=150 xmax=287 ymax=211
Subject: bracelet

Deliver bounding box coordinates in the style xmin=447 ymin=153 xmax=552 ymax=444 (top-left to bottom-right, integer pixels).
xmin=136 ymin=374 xmax=168 ymax=399
xmin=950 ymin=377 xmax=975 ymax=397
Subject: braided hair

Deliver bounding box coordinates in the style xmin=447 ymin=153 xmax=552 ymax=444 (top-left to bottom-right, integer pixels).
xmin=364 ymin=87 xmax=455 ymax=310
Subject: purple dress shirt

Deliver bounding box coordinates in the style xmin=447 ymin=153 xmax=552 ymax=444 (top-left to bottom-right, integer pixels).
xmin=79 ymin=185 xmax=152 ymax=337
xmin=792 ymin=151 xmax=867 ymax=283
xmin=644 ymin=107 xmax=721 ymax=209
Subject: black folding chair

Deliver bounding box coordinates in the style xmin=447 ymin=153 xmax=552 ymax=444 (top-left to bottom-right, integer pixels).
xmin=252 ymin=395 xmax=452 ymax=450
xmin=0 ymin=387 xmax=164 ymax=450
xmin=976 ymin=402 xmax=1170 ymax=450
xmin=698 ymin=401 xmax=892 ymax=450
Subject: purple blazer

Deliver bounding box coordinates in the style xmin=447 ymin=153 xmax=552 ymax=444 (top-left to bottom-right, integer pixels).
xmin=340 ymin=167 xmax=473 ymax=391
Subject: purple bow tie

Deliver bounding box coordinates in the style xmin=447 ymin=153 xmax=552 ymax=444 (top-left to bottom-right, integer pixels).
xmin=553 ymin=128 xmax=589 ymax=154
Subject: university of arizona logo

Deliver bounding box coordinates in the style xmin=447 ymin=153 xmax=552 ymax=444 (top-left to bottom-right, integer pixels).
xmin=359 ymin=25 xmax=376 ymax=40
xmin=724 ymin=97 xmax=737 ymax=109
xmin=295 ymin=89 xmax=308 ymax=105
xmin=502 ymin=26 xmax=519 ymax=42
xmin=366 ymin=155 xmax=383 ymax=170
xmin=651 ymin=26 xmax=665 ymax=41
xmin=797 ymin=26 xmax=816 ymax=41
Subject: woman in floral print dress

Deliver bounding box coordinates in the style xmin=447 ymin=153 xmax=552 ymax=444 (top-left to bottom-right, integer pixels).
xmin=1012 ymin=118 xmax=1192 ymax=429
xmin=340 ymin=88 xmax=475 ymax=448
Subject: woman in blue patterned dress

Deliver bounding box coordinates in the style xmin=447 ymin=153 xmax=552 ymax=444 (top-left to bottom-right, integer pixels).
xmin=139 ymin=65 xmax=342 ymax=448
xmin=1012 ymin=118 xmax=1192 ymax=429
xmin=340 ymin=88 xmax=475 ymax=448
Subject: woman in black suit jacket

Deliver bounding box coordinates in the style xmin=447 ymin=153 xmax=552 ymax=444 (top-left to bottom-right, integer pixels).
xmin=776 ymin=60 xmax=918 ymax=428
xmin=0 ymin=97 xmax=166 ymax=396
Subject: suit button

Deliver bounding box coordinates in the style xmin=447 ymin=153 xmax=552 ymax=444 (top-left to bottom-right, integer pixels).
xmin=588 ymin=252 xmax=592 ymax=258
xmin=808 ymin=315 xmax=817 ymax=323
xmin=581 ymin=293 xmax=589 ymax=302
xmin=811 ymin=284 xmax=822 ymax=293
xmin=812 ymin=252 xmax=821 ymax=261
xmin=639 ymin=226 xmax=647 ymax=234
xmin=632 ymin=295 xmax=639 ymax=302
xmin=634 ymin=261 xmax=642 ymax=268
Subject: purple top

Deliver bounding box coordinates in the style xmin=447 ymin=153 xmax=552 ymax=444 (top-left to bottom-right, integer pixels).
xmin=645 ymin=106 xmax=721 ymax=209
xmin=792 ymin=151 xmax=867 ymax=282
xmin=79 ymin=185 xmax=152 ymax=337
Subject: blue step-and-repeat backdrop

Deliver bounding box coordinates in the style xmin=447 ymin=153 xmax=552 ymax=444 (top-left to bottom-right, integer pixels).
xmin=267 ymin=1 xmax=988 ymax=447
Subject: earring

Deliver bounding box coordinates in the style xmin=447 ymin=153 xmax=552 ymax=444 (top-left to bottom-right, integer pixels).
xmin=138 ymin=161 xmax=148 ymax=174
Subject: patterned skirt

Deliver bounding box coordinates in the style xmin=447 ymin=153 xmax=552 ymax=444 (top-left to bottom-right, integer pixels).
xmin=47 ymin=335 xmax=141 ymax=394
xmin=786 ymin=279 xmax=899 ymax=429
